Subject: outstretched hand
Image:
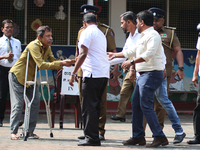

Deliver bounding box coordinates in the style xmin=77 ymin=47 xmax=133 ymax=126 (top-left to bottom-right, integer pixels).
xmin=107 ymin=52 xmax=115 ymax=60
xmin=61 ymin=59 xmax=75 ymax=67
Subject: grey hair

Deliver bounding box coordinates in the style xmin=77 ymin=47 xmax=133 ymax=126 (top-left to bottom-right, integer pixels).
xmin=36 ymin=26 xmax=52 ymax=37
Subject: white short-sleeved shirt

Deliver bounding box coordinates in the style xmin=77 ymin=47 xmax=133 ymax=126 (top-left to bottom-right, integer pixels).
xmin=0 ymin=35 xmax=21 ymax=67
xmin=78 ymin=24 xmax=109 ymax=78
xmin=196 ymin=36 xmax=200 ymax=76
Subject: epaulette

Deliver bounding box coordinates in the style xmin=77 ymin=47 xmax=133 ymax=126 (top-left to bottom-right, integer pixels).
xmin=164 ymin=26 xmax=176 ymax=30
xmin=100 ymin=23 xmax=110 ymax=28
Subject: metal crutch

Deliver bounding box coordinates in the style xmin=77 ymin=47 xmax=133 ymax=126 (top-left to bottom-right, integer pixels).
xmin=39 ymin=69 xmax=53 ymax=138
xmin=23 ymin=48 xmax=38 ymax=141
xmin=23 ymin=49 xmax=53 ymax=141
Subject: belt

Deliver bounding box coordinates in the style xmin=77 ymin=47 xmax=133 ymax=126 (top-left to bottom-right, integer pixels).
xmin=139 ymin=72 xmax=146 ymax=75
xmin=139 ymin=70 xmax=163 ymax=75
xmin=0 ymin=65 xmax=11 ymax=70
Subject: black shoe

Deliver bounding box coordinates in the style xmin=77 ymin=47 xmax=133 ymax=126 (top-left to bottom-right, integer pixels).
xmin=78 ymin=135 xmax=105 ymax=141
xmin=110 ymin=116 xmax=125 ymax=122
xmin=99 ymin=134 xmax=105 ymax=140
xmin=19 ymin=120 xmax=23 ymax=127
xmin=0 ymin=119 xmax=2 ymax=127
xmin=173 ymin=132 xmax=186 ymax=144
xmin=187 ymin=138 xmax=200 ymax=144
xmin=78 ymin=135 xmax=85 ymax=139
xmin=77 ymin=140 xmax=101 ymax=146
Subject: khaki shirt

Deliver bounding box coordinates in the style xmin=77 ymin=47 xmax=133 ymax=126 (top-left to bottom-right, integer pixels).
xmin=76 ymin=22 xmax=116 ymax=77
xmin=158 ymin=26 xmax=181 ymax=76
xmin=10 ymin=39 xmax=62 ymax=86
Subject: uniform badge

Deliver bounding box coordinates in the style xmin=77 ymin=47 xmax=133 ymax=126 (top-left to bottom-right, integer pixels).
xmin=110 ymin=31 xmax=114 ymax=37
xmin=160 ymin=34 xmax=167 ymax=38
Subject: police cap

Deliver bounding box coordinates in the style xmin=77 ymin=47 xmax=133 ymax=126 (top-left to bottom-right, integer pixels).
xmin=80 ymin=4 xmax=100 ymax=14
xmin=148 ymin=7 xmax=166 ymax=19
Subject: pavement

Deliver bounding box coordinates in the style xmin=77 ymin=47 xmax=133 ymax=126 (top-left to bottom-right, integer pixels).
xmin=0 ymin=113 xmax=200 ymax=150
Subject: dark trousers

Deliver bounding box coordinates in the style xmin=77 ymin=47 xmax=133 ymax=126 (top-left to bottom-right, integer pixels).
xmin=82 ymin=77 xmax=108 ymax=143
xmin=131 ymin=71 xmax=165 ymax=139
xmin=193 ymin=81 xmax=200 ymax=140
xmin=0 ymin=65 xmax=10 ymax=121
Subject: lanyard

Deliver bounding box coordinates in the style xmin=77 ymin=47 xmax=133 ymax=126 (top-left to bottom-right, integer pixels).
xmin=6 ymin=39 xmax=13 ymax=50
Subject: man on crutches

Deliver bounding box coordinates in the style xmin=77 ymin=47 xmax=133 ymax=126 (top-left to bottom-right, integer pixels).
xmin=9 ymin=26 xmax=74 ymax=140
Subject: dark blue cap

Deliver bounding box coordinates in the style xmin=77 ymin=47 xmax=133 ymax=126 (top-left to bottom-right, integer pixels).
xmin=80 ymin=4 xmax=100 ymax=14
xmin=148 ymin=7 xmax=166 ymax=18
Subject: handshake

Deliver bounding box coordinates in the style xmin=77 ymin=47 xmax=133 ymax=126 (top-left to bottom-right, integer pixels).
xmin=60 ymin=58 xmax=76 ymax=67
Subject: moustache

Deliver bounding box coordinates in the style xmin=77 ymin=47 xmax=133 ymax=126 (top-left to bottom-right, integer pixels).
xmin=48 ymin=40 xmax=53 ymax=43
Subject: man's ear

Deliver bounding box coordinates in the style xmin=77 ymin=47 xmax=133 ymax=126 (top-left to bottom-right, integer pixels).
xmin=162 ymin=18 xmax=165 ymax=24
xmin=38 ymin=35 xmax=41 ymax=41
xmin=141 ymin=20 xmax=144 ymax=26
xmin=1 ymin=27 xmax=3 ymax=32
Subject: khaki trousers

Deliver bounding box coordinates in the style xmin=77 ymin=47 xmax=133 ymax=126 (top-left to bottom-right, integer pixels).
xmin=116 ymin=73 xmax=135 ymax=118
xmin=78 ymin=77 xmax=107 ymax=136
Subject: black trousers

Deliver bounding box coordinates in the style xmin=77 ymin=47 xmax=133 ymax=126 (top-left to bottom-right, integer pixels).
xmin=193 ymin=82 xmax=200 ymax=140
xmin=0 ymin=65 xmax=10 ymax=120
xmin=82 ymin=76 xmax=108 ymax=143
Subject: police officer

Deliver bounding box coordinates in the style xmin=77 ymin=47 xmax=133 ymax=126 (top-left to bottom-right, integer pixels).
xmin=144 ymin=7 xmax=185 ymax=130
xmin=75 ymin=4 xmax=118 ymax=140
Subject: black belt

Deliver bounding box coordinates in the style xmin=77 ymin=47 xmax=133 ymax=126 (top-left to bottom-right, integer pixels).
xmin=139 ymin=72 xmax=146 ymax=75
xmin=0 ymin=65 xmax=11 ymax=71
xmin=139 ymin=70 xmax=163 ymax=75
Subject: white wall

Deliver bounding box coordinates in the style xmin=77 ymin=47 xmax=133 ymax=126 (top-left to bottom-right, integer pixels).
xmin=110 ymin=0 xmax=126 ymax=48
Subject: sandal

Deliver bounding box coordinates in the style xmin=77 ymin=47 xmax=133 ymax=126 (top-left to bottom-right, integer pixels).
xmin=19 ymin=133 xmax=39 ymax=139
xmin=27 ymin=133 xmax=39 ymax=139
xmin=11 ymin=134 xmax=19 ymax=140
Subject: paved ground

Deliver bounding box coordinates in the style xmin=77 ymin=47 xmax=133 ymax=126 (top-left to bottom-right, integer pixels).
xmin=0 ymin=113 xmax=199 ymax=150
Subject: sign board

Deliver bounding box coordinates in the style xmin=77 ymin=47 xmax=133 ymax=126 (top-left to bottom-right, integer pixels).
xmin=61 ymin=66 xmax=79 ymax=95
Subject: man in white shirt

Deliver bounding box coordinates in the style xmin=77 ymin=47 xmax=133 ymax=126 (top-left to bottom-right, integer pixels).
xmin=110 ymin=11 xmax=140 ymax=122
xmin=188 ymin=24 xmax=200 ymax=144
xmin=69 ymin=13 xmax=109 ymax=146
xmin=0 ymin=19 xmax=21 ymax=127
xmin=108 ymin=10 xmax=168 ymax=147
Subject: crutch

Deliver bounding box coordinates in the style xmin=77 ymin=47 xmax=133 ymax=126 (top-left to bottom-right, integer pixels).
xmin=23 ymin=48 xmax=38 ymax=141
xmin=39 ymin=69 xmax=53 ymax=138
xmin=23 ymin=49 xmax=53 ymax=141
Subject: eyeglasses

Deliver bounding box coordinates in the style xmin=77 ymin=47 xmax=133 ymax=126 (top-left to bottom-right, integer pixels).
xmin=5 ymin=26 xmax=13 ymax=29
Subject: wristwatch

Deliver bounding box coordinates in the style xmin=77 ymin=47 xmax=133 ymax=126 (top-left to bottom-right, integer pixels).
xmin=178 ymin=67 xmax=184 ymax=71
xmin=71 ymin=73 xmax=77 ymax=77
xmin=130 ymin=59 xmax=135 ymax=65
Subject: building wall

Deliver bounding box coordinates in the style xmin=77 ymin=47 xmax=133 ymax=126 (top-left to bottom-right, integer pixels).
xmin=110 ymin=0 xmax=126 ymax=47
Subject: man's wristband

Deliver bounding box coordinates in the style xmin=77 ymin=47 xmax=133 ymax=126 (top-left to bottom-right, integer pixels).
xmin=71 ymin=73 xmax=77 ymax=77
xmin=178 ymin=67 xmax=184 ymax=71
xmin=130 ymin=69 xmax=135 ymax=71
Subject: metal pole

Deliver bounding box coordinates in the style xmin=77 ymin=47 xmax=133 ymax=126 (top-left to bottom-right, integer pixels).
xmin=87 ymin=0 xmax=93 ymax=5
xmin=24 ymin=0 xmax=27 ymax=44
xmin=67 ymin=0 xmax=71 ymax=45
xmin=167 ymin=0 xmax=169 ymax=26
